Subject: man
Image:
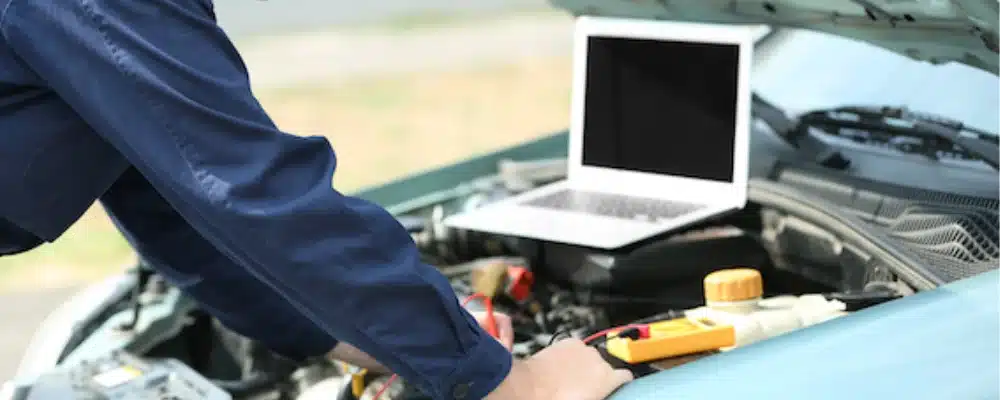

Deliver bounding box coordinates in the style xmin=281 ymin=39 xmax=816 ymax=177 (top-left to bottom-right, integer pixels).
xmin=0 ymin=0 xmax=634 ymax=399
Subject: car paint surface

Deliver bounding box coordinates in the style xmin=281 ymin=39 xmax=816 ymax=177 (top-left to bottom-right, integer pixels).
xmin=549 ymin=0 xmax=1000 ymax=74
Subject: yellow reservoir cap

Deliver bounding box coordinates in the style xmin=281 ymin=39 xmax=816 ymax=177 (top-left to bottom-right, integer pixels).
xmin=704 ymin=268 xmax=763 ymax=302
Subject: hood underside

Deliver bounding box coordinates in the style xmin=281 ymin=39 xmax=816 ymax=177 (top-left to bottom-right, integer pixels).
xmin=548 ymin=0 xmax=1000 ymax=75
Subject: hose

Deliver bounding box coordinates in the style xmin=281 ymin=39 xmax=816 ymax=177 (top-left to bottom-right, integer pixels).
xmin=824 ymin=290 xmax=901 ymax=312
xmin=211 ymin=372 xmax=283 ymax=397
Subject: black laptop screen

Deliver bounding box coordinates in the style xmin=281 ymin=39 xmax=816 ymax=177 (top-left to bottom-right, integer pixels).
xmin=580 ymin=35 xmax=740 ymax=183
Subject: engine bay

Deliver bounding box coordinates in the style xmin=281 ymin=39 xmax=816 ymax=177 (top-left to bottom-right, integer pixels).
xmin=9 ymin=168 xmax=929 ymax=400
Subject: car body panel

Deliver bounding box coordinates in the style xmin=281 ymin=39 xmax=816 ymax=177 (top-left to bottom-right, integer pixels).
xmin=754 ymin=29 xmax=999 ymax=133
xmin=548 ymin=0 xmax=1000 ymax=74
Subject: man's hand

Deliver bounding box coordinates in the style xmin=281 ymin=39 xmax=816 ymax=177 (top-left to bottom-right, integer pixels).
xmin=328 ymin=313 xmax=630 ymax=399
xmin=485 ymin=339 xmax=633 ymax=400
xmin=474 ymin=311 xmax=514 ymax=350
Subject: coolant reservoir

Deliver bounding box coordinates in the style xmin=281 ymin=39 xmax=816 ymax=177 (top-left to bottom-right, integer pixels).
xmin=685 ymin=268 xmax=848 ymax=349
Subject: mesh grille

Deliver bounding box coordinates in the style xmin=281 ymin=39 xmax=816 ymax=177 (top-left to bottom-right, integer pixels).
xmin=777 ymin=170 xmax=999 ymax=283
xmin=881 ymin=204 xmax=999 ymax=282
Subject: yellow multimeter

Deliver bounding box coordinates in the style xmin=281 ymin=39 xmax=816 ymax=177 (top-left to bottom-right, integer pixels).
xmin=605 ymin=317 xmax=735 ymax=364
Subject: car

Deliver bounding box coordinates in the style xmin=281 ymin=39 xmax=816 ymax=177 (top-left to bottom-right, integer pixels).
xmin=3 ymin=1 xmax=998 ymax=399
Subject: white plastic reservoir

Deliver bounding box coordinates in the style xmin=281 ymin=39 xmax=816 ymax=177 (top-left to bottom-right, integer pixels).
xmin=685 ymin=268 xmax=849 ymax=349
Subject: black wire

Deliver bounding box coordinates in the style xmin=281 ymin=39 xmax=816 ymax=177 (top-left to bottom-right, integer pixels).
xmin=546 ymin=311 xmax=682 ymax=349
xmin=629 ymin=310 xmax=685 ymax=325
xmin=546 ymin=328 xmax=574 ymax=346
xmin=614 ymin=327 xmax=642 ymax=341
xmin=824 ymin=291 xmax=901 ymax=312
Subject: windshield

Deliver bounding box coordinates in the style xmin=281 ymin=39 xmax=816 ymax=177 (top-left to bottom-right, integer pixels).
xmin=752 ymin=28 xmax=999 ymax=135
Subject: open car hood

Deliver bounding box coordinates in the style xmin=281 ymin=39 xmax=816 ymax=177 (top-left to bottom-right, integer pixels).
xmin=548 ymin=0 xmax=1000 ymax=75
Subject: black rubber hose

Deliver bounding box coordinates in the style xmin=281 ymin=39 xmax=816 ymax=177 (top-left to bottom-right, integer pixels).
xmin=824 ymin=290 xmax=902 ymax=312
xmin=212 ymin=372 xmax=282 ymax=397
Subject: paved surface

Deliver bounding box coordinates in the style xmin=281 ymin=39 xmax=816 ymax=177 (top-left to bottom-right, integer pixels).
xmin=0 ymin=286 xmax=81 ymax=381
xmin=0 ymin=11 xmax=574 ymax=383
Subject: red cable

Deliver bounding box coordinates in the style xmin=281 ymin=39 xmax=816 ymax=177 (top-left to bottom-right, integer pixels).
xmin=373 ymin=293 xmax=497 ymax=400
xmin=371 ymin=374 xmax=398 ymax=400
xmin=462 ymin=293 xmax=499 ymax=337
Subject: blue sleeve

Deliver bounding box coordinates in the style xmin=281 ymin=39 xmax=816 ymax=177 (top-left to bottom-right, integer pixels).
xmin=0 ymin=1 xmax=512 ymax=398
xmin=100 ymin=167 xmax=339 ymax=362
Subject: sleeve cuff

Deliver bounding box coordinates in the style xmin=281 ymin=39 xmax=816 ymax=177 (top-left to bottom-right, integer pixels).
xmin=430 ymin=334 xmax=513 ymax=400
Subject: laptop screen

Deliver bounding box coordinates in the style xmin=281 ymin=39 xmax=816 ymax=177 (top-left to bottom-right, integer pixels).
xmin=580 ymin=35 xmax=740 ymax=183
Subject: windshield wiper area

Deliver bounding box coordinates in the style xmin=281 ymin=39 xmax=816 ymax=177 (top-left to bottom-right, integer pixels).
xmin=797 ymin=105 xmax=999 ymax=170
xmin=752 ymin=94 xmax=853 ymax=170
xmin=751 ymin=94 xmax=999 ymax=171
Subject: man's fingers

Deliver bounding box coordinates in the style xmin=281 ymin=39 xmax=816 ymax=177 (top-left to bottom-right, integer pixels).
xmin=489 ymin=313 xmax=514 ymax=349
xmin=496 ymin=314 xmax=515 ymax=349
xmin=472 ymin=311 xmax=515 ymax=350
xmin=613 ymin=369 xmax=634 ymax=385
xmin=596 ymin=369 xmax=633 ymax=399
xmin=599 ymin=368 xmax=634 ymax=396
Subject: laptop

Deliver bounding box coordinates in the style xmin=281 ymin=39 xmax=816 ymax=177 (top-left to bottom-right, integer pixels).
xmin=444 ymin=16 xmax=755 ymax=250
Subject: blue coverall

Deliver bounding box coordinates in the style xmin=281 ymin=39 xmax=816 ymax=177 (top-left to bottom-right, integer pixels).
xmin=0 ymin=0 xmax=511 ymax=398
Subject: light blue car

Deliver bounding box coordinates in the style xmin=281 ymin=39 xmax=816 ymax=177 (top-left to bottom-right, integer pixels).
xmin=3 ymin=1 xmax=998 ymax=399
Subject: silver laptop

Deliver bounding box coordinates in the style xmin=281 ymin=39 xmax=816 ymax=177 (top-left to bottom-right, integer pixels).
xmin=444 ymin=16 xmax=755 ymax=249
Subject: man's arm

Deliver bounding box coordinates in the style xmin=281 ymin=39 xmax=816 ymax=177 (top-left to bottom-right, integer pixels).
xmin=1 ymin=0 xmax=511 ymax=398
xmin=100 ymin=167 xmax=339 ymax=362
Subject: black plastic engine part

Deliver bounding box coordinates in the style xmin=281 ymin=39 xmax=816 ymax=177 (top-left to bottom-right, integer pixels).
xmin=200 ymin=319 xmax=300 ymax=398
xmin=531 ymin=230 xmax=771 ymax=294
xmin=414 ymin=213 xmax=519 ymax=264
xmin=824 ymin=290 xmax=902 ymax=311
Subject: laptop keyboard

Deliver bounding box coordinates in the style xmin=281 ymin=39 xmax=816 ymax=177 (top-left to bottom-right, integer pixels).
xmin=522 ymin=189 xmax=704 ymax=222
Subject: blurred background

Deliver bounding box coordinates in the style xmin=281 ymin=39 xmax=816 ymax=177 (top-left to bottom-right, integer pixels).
xmin=0 ymin=0 xmax=574 ymax=379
